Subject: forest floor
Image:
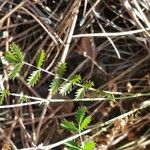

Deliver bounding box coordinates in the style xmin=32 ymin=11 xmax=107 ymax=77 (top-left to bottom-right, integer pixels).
xmin=0 ymin=0 xmax=150 ymax=150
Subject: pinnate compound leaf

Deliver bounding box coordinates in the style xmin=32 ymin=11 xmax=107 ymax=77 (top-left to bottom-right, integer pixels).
xmin=9 ymin=42 xmax=24 ymax=63
xmin=64 ymin=141 xmax=81 ymax=150
xmin=75 ymin=88 xmax=85 ymax=99
xmin=75 ymin=106 xmax=87 ymax=125
xmin=50 ymin=62 xmax=67 ymax=94
xmin=61 ymin=119 xmax=78 ymax=132
xmin=36 ymin=49 xmax=45 ymax=68
xmin=83 ymin=140 xmax=95 ymax=150
xmin=5 ymin=51 xmax=18 ymax=63
xmin=75 ymin=80 xmax=94 ymax=99
xmin=9 ymin=63 xmax=23 ymax=79
xmin=5 ymin=43 xmax=24 ymax=79
xmin=27 ymin=70 xmax=41 ymax=87
xmin=59 ymin=75 xmax=81 ymax=96
xmin=80 ymin=115 xmax=92 ymax=131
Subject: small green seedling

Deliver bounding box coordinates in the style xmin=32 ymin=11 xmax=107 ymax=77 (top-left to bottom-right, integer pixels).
xmin=61 ymin=106 xmax=95 ymax=150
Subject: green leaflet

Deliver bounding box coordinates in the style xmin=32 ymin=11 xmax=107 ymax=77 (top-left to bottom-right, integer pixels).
xmin=50 ymin=62 xmax=67 ymax=94
xmin=75 ymin=107 xmax=91 ymax=131
xmin=75 ymin=87 xmax=85 ymax=99
xmin=55 ymin=62 xmax=67 ymax=76
xmin=80 ymin=116 xmax=92 ymax=131
xmin=75 ymin=106 xmax=87 ymax=126
xmin=59 ymin=75 xmax=81 ymax=96
xmin=10 ymin=42 xmax=23 ymax=62
xmin=60 ymin=82 xmax=72 ymax=96
xmin=27 ymin=49 xmax=45 ymax=87
xmin=50 ymin=78 xmax=62 ymax=95
xmin=61 ymin=119 xmax=78 ymax=132
xmin=61 ymin=106 xmax=94 ymax=150
xmin=9 ymin=63 xmax=23 ymax=79
xmin=75 ymin=81 xmax=94 ymax=99
xmin=64 ymin=141 xmax=81 ymax=150
xmin=70 ymin=75 xmax=81 ymax=85
xmin=83 ymin=140 xmax=95 ymax=150
xmin=5 ymin=43 xmax=24 ymax=79
xmin=5 ymin=51 xmax=18 ymax=63
xmin=27 ymin=70 xmax=41 ymax=87
xmin=0 ymin=89 xmax=10 ymax=105
xmin=83 ymin=81 xmax=94 ymax=90
xmin=36 ymin=49 xmax=45 ymax=68
xmin=5 ymin=42 xmax=24 ymax=63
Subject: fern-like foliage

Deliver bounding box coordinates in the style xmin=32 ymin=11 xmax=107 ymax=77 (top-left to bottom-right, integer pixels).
xmin=27 ymin=70 xmax=41 ymax=87
xmin=80 ymin=116 xmax=91 ymax=131
xmin=9 ymin=63 xmax=23 ymax=79
xmin=61 ymin=107 xmax=91 ymax=132
xmin=61 ymin=119 xmax=78 ymax=132
xmin=70 ymin=75 xmax=81 ymax=85
xmin=83 ymin=140 xmax=95 ymax=150
xmin=75 ymin=106 xmax=87 ymax=126
xmin=5 ymin=42 xmax=24 ymax=63
xmin=55 ymin=62 xmax=67 ymax=76
xmin=5 ymin=51 xmax=19 ymax=63
xmin=0 ymin=89 xmax=10 ymax=105
xmin=75 ymin=81 xmax=94 ymax=99
xmin=83 ymin=81 xmax=94 ymax=90
xmin=61 ymin=106 xmax=94 ymax=150
xmin=5 ymin=43 xmax=24 ymax=79
xmin=27 ymin=49 xmax=45 ymax=87
xmin=59 ymin=81 xmax=73 ymax=96
xmin=75 ymin=88 xmax=85 ymax=99
xmin=50 ymin=62 xmax=67 ymax=94
xmin=60 ymin=75 xmax=81 ymax=96
xmin=36 ymin=49 xmax=45 ymax=68
xmin=75 ymin=107 xmax=91 ymax=131
xmin=64 ymin=141 xmax=81 ymax=150
xmin=50 ymin=78 xmax=62 ymax=95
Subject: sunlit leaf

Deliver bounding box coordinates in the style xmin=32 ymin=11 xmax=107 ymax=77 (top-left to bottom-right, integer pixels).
xmin=27 ymin=70 xmax=41 ymax=87
xmin=9 ymin=42 xmax=24 ymax=63
xmin=9 ymin=63 xmax=23 ymax=79
xmin=64 ymin=141 xmax=81 ymax=150
xmin=56 ymin=62 xmax=67 ymax=76
xmin=59 ymin=75 xmax=81 ymax=96
xmin=61 ymin=119 xmax=78 ymax=132
xmin=5 ymin=51 xmax=18 ymax=63
xmin=0 ymin=89 xmax=10 ymax=105
xmin=83 ymin=81 xmax=94 ymax=90
xmin=75 ymin=106 xmax=87 ymax=125
xmin=83 ymin=140 xmax=95 ymax=150
xmin=80 ymin=116 xmax=92 ymax=131
xmin=50 ymin=78 xmax=62 ymax=95
xmin=36 ymin=49 xmax=45 ymax=68
xmin=75 ymin=88 xmax=85 ymax=99
xmin=70 ymin=75 xmax=81 ymax=85
xmin=59 ymin=82 xmax=72 ymax=96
